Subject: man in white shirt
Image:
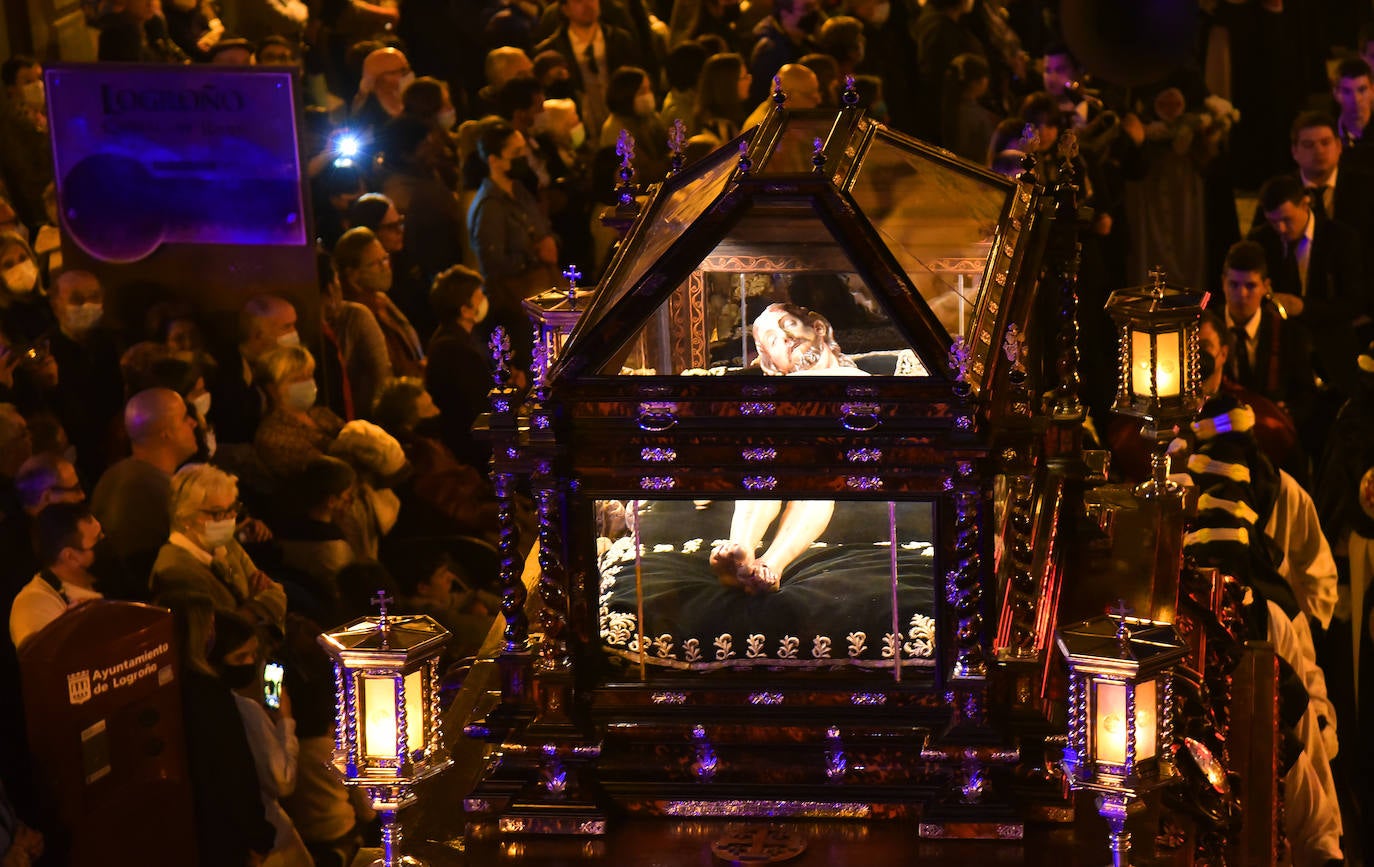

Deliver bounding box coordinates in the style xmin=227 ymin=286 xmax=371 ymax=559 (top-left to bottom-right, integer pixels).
xmin=9 ymin=501 xmax=103 ymax=650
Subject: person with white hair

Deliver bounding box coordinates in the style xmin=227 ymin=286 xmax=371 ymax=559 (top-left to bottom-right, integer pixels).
xmin=329 ymin=420 xmax=408 ymax=561
xmin=151 ymin=463 xmax=287 ymax=629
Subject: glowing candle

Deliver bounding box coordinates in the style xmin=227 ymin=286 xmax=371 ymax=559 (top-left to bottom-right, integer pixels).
xmin=1093 ymin=679 xmax=1156 ymax=765
xmin=362 ymin=671 xmax=425 ymax=760
xmin=1131 ymin=331 xmax=1181 ymax=398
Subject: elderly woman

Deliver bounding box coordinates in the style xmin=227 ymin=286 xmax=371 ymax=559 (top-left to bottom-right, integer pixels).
xmin=253 ymin=345 xmax=345 ymax=479
xmin=151 ymin=463 xmax=287 ymax=629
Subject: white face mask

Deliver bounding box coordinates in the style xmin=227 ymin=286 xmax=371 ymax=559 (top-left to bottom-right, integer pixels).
xmin=62 ymin=302 xmax=103 ymax=334
xmin=473 ymin=294 xmax=489 ymax=323
xmin=2 ymin=260 xmax=38 ymax=295
xmin=570 ymin=124 xmax=587 ymax=149
xmin=190 ymin=391 xmax=212 ymax=419
xmin=633 ymin=93 xmax=656 ymax=117
xmin=366 ymin=486 xmax=401 ymax=534
xmin=202 ymin=428 xmax=217 ymax=458
xmin=398 ymin=72 xmax=416 ymax=93
xmin=201 ymin=517 xmax=237 ymax=549
xmin=20 ymin=80 xmax=44 ymax=109
xmin=284 ymin=379 xmax=317 ymax=411
xmin=437 ymin=109 xmax=457 ymax=130
xmin=33 ymin=224 xmax=60 ymax=256
xmin=276 ymin=329 xmax=301 ymax=348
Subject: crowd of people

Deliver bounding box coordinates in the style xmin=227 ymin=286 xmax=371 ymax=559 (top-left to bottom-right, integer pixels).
xmin=2 ymin=0 xmax=1374 ymax=864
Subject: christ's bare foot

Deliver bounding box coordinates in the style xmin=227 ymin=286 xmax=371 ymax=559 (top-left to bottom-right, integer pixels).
xmin=740 ymin=561 xmax=780 ymax=594
xmin=711 ymin=542 xmax=754 ymax=590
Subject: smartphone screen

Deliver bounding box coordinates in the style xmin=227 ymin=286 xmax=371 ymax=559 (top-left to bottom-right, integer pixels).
xmin=263 ymin=661 xmax=284 ymax=710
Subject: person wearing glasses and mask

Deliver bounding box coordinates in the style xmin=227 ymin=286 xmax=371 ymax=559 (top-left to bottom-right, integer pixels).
xmin=152 ymin=463 xmax=286 ymax=630
xmin=333 ymin=226 xmax=425 ymax=378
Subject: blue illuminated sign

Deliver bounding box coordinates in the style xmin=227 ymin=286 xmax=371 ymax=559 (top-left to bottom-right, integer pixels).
xmin=46 ymin=65 xmax=307 ymax=263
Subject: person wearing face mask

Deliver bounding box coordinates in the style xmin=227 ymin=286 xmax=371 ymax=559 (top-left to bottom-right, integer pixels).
xmin=333 ymin=227 xmax=425 ymax=378
xmin=213 ymin=294 xmax=302 ymax=446
xmin=153 ymin=463 xmax=287 ymax=629
xmin=601 ymin=67 xmax=669 ymax=185
xmin=0 ymin=232 xmax=52 ymax=346
xmin=0 ymin=56 xmax=54 ymax=235
xmin=494 ymin=76 xmax=554 ymax=198
xmin=91 ymin=388 xmax=202 ymax=601
xmin=747 ymin=0 xmax=822 ymax=107
xmin=328 ymin=420 xmax=409 ymax=562
xmin=254 ymin=346 xmax=345 ymax=481
xmin=424 ymin=265 xmax=502 ymax=471
xmin=208 ymin=610 xmax=313 ymax=867
xmin=8 ymin=502 xmax=103 ymax=650
xmin=347 ymin=194 xmax=434 ymax=344
xmin=275 ymin=456 xmax=358 ymax=616
xmin=372 ymin=376 xmax=512 ymax=551
xmin=45 ymin=270 xmax=124 ymax=484
xmin=1105 ymin=309 xmax=1307 ymax=489
xmin=535 ymin=97 xmax=595 ymax=252
xmin=468 ymin=119 xmax=559 ymax=372
xmin=163 ymin=596 xmax=276 ymax=867
xmin=396 ymin=76 xmax=462 ymax=191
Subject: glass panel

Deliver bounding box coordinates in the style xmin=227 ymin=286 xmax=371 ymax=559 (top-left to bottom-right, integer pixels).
xmin=1131 ymin=330 xmax=1181 ymax=398
xmin=1093 ymin=680 xmax=1126 ymax=765
xmin=595 ymin=499 xmax=937 ymax=671
xmin=572 ymin=142 xmax=742 ymax=342
xmin=847 ymin=132 xmax=1011 ymax=339
xmin=599 ymin=200 xmax=928 ymax=376
xmin=1092 ymin=679 xmax=1156 ymax=765
xmin=361 ymin=671 xmax=424 ymax=759
xmin=759 ymin=114 xmax=837 ymax=174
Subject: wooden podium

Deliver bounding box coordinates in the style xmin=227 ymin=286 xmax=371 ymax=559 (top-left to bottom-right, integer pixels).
xmin=19 ymin=600 xmax=196 ymax=866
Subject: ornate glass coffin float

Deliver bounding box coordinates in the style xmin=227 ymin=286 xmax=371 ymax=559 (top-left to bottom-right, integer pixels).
xmin=464 ymin=96 xmax=1061 ymax=837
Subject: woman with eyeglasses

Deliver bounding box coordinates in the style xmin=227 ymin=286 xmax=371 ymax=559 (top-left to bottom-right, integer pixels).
xmin=152 ymin=463 xmax=287 ymax=631
xmin=332 ymin=226 xmax=426 ymax=379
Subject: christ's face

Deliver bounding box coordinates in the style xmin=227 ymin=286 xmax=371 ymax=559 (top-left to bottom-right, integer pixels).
xmin=752 ymin=305 xmax=830 ymax=374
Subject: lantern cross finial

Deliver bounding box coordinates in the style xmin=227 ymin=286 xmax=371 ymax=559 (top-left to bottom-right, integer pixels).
xmin=1148 ymin=266 xmax=1167 ymax=296
xmin=372 ymin=590 xmax=394 ymax=624
xmin=1110 ymin=599 xmax=1132 ymax=640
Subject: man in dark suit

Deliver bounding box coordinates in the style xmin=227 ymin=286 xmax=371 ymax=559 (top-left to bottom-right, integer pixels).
xmin=1249 ymin=174 xmax=1370 ymax=394
xmin=1333 ymin=58 xmax=1374 ymax=173
xmin=1261 ymin=111 xmax=1374 ymax=245
xmin=533 ymin=0 xmax=641 ymax=148
xmin=1215 ymin=240 xmax=1317 ymax=435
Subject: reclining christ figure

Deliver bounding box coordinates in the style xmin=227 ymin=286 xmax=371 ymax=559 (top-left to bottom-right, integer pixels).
xmin=710 ymin=302 xmax=867 ymax=593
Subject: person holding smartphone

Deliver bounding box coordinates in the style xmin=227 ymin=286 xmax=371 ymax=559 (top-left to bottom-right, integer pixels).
xmin=211 ymin=610 xmax=313 ymax=867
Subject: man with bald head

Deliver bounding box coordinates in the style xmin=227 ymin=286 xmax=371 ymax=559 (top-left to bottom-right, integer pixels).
xmin=212 ymin=294 xmax=299 ymax=444
xmin=353 ymin=47 xmax=414 ymax=139
xmin=90 ymin=388 xmax=200 ymax=600
xmin=47 ymin=269 xmax=124 ymax=481
xmin=743 ymin=63 xmax=822 ymax=130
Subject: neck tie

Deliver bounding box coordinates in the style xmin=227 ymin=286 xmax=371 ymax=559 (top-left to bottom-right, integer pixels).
xmin=1281 ymin=242 xmax=1301 ymax=294
xmin=1307 ymin=184 xmax=1329 ymax=221
xmin=584 ymin=43 xmax=598 ymax=76
xmin=1231 ymin=325 xmax=1253 ymax=384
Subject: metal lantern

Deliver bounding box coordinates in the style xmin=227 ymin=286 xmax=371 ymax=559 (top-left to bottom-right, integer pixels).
xmin=1104 ymin=268 xmax=1208 ymax=498
xmin=523 ymin=265 xmax=595 ymax=378
xmin=1055 ymin=612 xmax=1188 ymax=867
xmin=320 ymin=593 xmax=452 ymax=867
